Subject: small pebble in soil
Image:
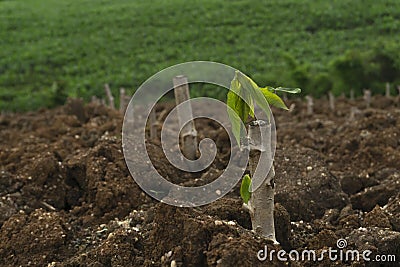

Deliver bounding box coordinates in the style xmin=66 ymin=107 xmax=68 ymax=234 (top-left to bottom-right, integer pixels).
xmin=214 ymin=220 xmax=223 ymax=226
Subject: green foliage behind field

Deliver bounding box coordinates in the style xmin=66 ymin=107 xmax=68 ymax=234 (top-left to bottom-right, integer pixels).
xmin=1 ymin=0 xmax=400 ymax=111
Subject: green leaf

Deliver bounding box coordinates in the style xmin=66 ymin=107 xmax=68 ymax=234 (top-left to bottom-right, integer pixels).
xmin=226 ymin=71 xmax=300 ymax=145
xmin=273 ymin=87 xmax=302 ymax=94
xmin=227 ymin=79 xmax=249 ymax=122
xmin=240 ymin=174 xmax=252 ymax=204
xmin=236 ymin=71 xmax=272 ymax=121
xmin=227 ymin=73 xmax=253 ymax=145
xmin=260 ymin=86 xmax=289 ymax=110
xmin=226 ymin=102 xmax=243 ymax=146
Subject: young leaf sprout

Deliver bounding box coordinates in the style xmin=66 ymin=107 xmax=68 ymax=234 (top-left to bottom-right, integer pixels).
xmin=227 ymin=70 xmax=300 ymax=242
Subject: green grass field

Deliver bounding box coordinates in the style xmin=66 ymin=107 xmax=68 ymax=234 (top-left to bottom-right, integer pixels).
xmin=1 ymin=0 xmax=400 ymax=111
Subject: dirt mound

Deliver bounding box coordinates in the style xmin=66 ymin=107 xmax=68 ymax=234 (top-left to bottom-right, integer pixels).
xmin=0 ymin=96 xmax=399 ymax=266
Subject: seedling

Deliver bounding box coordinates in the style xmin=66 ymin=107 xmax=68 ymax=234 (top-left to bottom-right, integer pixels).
xmin=226 ymin=71 xmax=300 ymax=243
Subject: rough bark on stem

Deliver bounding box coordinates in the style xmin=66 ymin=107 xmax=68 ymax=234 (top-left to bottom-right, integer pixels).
xmin=173 ymin=75 xmax=198 ymax=160
xmin=247 ymin=120 xmax=277 ymax=243
xmin=104 ymin=84 xmax=115 ymax=109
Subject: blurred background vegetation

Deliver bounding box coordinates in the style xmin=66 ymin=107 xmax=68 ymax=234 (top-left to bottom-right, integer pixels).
xmin=1 ymin=0 xmax=400 ymax=111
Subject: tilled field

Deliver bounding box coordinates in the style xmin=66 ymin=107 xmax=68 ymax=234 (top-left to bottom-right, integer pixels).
xmin=0 ymin=96 xmax=399 ymax=266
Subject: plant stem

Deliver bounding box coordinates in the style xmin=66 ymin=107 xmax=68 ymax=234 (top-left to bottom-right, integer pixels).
xmin=173 ymin=75 xmax=198 ymax=160
xmin=306 ymin=95 xmax=313 ymax=115
xmin=247 ymin=120 xmax=277 ymax=243
xmin=363 ymin=89 xmax=371 ymax=108
xmin=119 ymin=87 xmax=129 ymax=113
xmin=328 ymin=91 xmax=335 ymax=112
xmin=385 ymin=82 xmax=391 ymax=98
xmin=104 ymin=83 xmax=115 ymax=109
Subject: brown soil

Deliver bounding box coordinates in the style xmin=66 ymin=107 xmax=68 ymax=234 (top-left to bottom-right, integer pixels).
xmin=0 ymin=96 xmax=399 ymax=266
